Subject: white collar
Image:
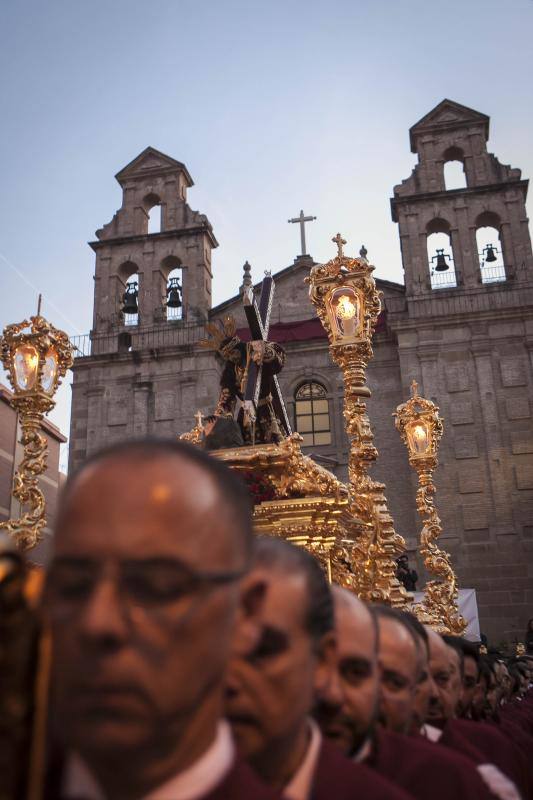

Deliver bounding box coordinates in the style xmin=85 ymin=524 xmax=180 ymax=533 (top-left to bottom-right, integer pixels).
xmin=284 ymin=719 xmax=322 ymax=800
xmin=421 ymin=723 xmax=442 ymax=742
xmin=352 ymin=736 xmax=373 ymax=762
xmin=63 ymin=720 xmax=235 ymax=800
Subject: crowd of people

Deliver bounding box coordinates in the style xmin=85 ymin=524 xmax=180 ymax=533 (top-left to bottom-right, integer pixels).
xmin=36 ymin=439 xmax=533 ymax=799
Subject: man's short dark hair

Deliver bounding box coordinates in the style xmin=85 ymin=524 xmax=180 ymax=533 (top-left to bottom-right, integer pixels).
xmin=60 ymin=438 xmax=254 ymax=556
xmin=253 ymin=537 xmax=333 ymax=645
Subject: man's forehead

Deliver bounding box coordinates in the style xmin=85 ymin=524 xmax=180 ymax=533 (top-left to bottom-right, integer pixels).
xmin=54 ymin=453 xmax=236 ymax=562
xmin=259 ymin=568 xmax=309 ymax=631
xmin=378 ymin=617 xmax=416 ymax=654
xmin=335 ymin=600 xmax=375 ymax=654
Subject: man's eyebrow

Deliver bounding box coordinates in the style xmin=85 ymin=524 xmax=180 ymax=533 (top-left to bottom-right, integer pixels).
xmin=248 ymin=624 xmax=289 ymax=660
xmin=340 ymin=656 xmax=372 ymax=671
xmin=50 ymin=556 xmax=97 ymax=568
xmin=382 ymin=668 xmax=409 ymax=685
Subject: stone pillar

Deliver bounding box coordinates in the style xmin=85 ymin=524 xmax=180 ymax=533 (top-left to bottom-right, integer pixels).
xmin=133 ymin=382 xmax=152 ymax=438
xmin=470 ymin=337 xmax=514 ymax=532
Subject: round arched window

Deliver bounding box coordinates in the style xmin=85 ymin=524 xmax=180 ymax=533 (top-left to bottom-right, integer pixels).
xmin=295 ymin=382 xmax=331 ymax=446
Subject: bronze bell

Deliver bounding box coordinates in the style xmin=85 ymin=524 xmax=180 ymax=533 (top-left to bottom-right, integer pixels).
xmin=121 ymin=281 xmax=139 ymax=315
xmin=434 ymin=249 xmax=449 ymax=272
xmin=484 ymin=244 xmax=497 ymax=263
xmin=166 ymin=277 xmax=182 ymax=308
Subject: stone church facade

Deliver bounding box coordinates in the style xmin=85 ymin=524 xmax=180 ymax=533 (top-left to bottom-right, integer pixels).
xmin=70 ymin=100 xmax=533 ymax=644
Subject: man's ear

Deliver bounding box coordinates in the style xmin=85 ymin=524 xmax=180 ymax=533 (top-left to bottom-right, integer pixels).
xmin=314 ymin=631 xmax=337 ymax=694
xmin=230 ymin=573 xmax=267 ymax=659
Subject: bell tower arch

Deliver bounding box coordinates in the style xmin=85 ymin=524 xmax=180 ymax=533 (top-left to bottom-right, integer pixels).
xmin=69 ymin=148 xmax=220 ymax=469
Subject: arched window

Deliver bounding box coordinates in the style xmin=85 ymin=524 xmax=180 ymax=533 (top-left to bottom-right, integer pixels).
xmin=121 ymin=271 xmax=139 ymax=326
xmin=166 ymin=266 xmax=183 ymax=321
xmin=148 ymin=204 xmax=162 ymax=234
xmin=475 ymin=213 xmax=506 ymax=283
xmin=143 ymin=193 xmax=162 ymax=234
xmin=295 ymin=382 xmax=331 ymax=446
xmin=443 ymin=147 xmax=467 ymax=190
xmin=426 ymin=219 xmax=457 ymax=289
xmin=443 ymin=161 xmax=467 ymax=191
xmin=118 ymin=261 xmax=140 ymax=326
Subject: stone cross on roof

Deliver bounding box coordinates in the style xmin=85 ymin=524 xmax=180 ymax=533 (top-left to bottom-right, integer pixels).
xmin=288 ymin=209 xmax=316 ymax=256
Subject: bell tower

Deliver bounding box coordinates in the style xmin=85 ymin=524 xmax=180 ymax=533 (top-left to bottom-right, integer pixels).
xmin=91 ymin=146 xmax=217 ymax=330
xmin=69 ymin=148 xmax=220 ymax=469
xmin=389 ymin=100 xmax=533 ymax=642
xmin=391 ymin=99 xmax=532 ymax=294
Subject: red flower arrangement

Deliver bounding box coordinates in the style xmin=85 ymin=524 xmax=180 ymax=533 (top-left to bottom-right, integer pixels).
xmin=241 ymin=469 xmax=276 ymax=505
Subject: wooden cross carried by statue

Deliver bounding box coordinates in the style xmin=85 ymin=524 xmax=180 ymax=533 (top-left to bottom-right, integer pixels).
xmin=243 ymin=273 xmax=292 ymax=441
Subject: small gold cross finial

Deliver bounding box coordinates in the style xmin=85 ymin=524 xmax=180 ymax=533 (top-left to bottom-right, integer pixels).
xmin=194 ymin=410 xmax=204 ymax=428
xmin=332 ymin=232 xmax=347 ymax=258
xmin=410 ymin=380 xmax=419 ymax=397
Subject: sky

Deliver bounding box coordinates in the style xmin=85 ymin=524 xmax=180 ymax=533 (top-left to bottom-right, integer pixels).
xmin=1 ymin=0 xmax=532 ymax=468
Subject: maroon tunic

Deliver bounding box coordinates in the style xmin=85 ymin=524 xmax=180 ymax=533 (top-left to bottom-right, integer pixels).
xmin=205 ymin=757 xmax=284 ymax=799
xmin=311 ymin=738 xmax=414 ymax=800
xmin=45 ymin=755 xmax=284 ymax=799
xmin=365 ymin=728 xmax=493 ymax=800
xmin=438 ymin=719 xmax=529 ymax=799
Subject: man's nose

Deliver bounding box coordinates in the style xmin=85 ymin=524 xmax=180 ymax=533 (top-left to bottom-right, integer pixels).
xmin=427 ymin=673 xmax=439 ymax=702
xmin=78 ymin=577 xmax=129 ymax=651
xmin=317 ymin=668 xmax=344 ymax=709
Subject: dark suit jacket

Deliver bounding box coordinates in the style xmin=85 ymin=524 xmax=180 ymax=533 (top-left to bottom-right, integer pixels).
xmin=366 ymin=728 xmax=493 ymax=800
xmin=311 ymin=738 xmax=414 ymax=800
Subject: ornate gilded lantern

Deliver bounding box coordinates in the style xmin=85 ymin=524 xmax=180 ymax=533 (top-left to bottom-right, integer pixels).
xmin=395 ymin=380 xmax=465 ymax=633
xmin=0 ymin=313 xmax=73 ymax=550
xmin=306 ymin=234 xmax=409 ymax=606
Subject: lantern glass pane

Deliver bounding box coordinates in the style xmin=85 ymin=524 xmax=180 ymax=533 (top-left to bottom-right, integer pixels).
xmin=409 ymin=422 xmax=430 ymax=455
xmin=13 ymin=344 xmax=39 ymax=391
xmin=42 ymin=348 xmax=58 ymax=394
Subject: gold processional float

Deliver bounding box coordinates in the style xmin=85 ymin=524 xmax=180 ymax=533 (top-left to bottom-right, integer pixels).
xmin=181 ymin=234 xmax=465 ymax=634
xmin=0 ymin=243 xmax=466 ymax=638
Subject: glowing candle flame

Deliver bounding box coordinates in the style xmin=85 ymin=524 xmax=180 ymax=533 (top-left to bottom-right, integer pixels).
xmin=411 ymin=423 xmax=429 ymax=454
xmin=336 ymin=294 xmax=357 ymax=320
xmin=14 ymin=345 xmax=39 ymax=391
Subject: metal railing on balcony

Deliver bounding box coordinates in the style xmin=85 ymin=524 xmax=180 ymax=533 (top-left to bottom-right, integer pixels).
xmin=430 ymin=269 xmax=458 ymax=290
xmin=480 ymin=264 xmax=506 ymax=284
xmin=70 ymin=322 xmax=207 ymax=358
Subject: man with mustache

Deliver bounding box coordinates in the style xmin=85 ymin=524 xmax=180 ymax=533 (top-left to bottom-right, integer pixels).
xmin=315 ymin=592 xmax=493 ymax=800
xmin=226 ymin=537 xmax=412 ymax=799
xmin=44 ymin=439 xmax=281 ymax=799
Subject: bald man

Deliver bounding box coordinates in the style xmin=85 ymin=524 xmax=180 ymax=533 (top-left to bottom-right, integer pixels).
xmin=314 ymin=590 xmax=492 ymax=800
xmin=43 ymin=439 xmax=280 ymax=800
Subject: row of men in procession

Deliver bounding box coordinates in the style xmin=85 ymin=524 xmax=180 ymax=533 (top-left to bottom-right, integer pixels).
xmin=15 ymin=437 xmax=533 ymax=800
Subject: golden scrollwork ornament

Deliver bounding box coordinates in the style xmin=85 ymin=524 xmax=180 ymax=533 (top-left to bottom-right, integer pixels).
xmin=0 ymin=314 xmax=73 ymax=550
xmin=394 ymin=381 xmax=466 ymax=634
xmin=306 ymin=235 xmax=409 ymax=607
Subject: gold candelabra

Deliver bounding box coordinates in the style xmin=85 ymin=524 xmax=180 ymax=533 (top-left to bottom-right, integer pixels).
xmin=394 ymin=381 xmax=465 ymax=633
xmin=0 ymin=310 xmax=73 ymax=550
xmin=306 ymin=234 xmax=408 ymax=606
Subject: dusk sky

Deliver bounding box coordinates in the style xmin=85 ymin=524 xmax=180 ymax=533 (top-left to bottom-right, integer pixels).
xmin=1 ymin=0 xmax=532 ymax=464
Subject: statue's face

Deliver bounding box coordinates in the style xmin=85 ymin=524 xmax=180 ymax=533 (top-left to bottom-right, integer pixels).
xmin=228 ymin=350 xmax=242 ymax=364
xmin=251 ymin=341 xmax=264 ymax=365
